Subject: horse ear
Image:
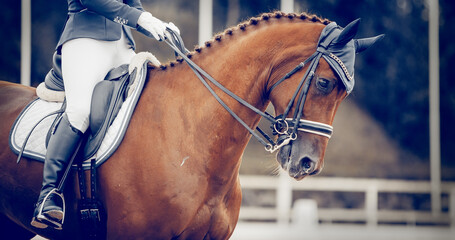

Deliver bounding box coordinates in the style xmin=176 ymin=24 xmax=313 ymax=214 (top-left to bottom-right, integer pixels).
xmin=333 ymin=18 xmax=361 ymax=46
xmin=354 ymin=34 xmax=385 ymax=53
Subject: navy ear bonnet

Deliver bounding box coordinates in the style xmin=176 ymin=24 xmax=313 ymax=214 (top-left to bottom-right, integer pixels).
xmin=316 ymin=19 xmax=384 ymax=94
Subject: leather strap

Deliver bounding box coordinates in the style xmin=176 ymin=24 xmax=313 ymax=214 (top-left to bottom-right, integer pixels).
xmin=164 ymin=36 xmax=277 ymax=148
xmin=162 ymin=27 xmax=333 ymax=153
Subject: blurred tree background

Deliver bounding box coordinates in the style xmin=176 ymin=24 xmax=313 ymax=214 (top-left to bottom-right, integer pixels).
xmin=0 ymin=0 xmax=453 ymax=180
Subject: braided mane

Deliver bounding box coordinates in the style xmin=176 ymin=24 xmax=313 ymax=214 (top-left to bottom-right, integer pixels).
xmin=152 ymin=11 xmax=331 ymax=70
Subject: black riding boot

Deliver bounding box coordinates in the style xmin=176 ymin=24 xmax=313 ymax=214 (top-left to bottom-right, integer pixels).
xmin=31 ymin=114 xmax=83 ymax=230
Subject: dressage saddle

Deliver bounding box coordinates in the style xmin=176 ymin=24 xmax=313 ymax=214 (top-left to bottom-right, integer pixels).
xmin=44 ymin=50 xmax=134 ymax=161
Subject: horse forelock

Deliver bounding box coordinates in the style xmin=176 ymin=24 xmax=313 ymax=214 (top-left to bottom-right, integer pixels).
xmin=149 ymin=11 xmax=331 ymax=72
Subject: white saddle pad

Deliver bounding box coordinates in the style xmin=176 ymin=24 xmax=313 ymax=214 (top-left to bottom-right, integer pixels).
xmin=10 ymin=52 xmax=156 ymax=169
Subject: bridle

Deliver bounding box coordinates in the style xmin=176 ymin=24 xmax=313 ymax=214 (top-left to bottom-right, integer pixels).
xmin=162 ymin=27 xmax=337 ymax=153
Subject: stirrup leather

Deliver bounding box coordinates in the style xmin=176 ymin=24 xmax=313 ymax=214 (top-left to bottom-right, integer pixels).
xmin=36 ymin=188 xmax=66 ymax=230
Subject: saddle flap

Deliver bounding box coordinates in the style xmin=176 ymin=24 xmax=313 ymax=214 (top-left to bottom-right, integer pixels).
xmin=83 ymin=65 xmax=131 ymax=159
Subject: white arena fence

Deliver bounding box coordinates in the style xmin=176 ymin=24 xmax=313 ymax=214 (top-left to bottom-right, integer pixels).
xmin=238 ymin=173 xmax=455 ymax=228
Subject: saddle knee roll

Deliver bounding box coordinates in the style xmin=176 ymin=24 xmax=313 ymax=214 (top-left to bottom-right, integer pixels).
xmin=84 ymin=65 xmax=131 ymax=159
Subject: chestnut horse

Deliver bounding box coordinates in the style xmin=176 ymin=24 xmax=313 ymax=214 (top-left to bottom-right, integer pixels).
xmin=0 ymin=12 xmax=380 ymax=239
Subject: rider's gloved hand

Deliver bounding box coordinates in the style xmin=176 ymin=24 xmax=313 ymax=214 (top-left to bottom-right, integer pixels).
xmin=137 ymin=12 xmax=166 ymax=41
xmin=166 ymin=22 xmax=180 ymax=35
xmin=164 ymin=22 xmax=182 ymax=41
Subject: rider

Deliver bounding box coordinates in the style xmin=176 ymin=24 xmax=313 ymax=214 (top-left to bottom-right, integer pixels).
xmin=31 ymin=0 xmax=177 ymax=230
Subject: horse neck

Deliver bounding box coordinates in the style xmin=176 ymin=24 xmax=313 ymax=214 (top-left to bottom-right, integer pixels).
xmin=137 ymin=19 xmax=322 ymax=179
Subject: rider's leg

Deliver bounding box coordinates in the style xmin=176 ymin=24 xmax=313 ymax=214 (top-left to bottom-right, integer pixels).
xmin=62 ymin=38 xmax=119 ymax=132
xmin=30 ymin=114 xmax=83 ymax=229
xmin=31 ymin=37 xmax=119 ymax=229
xmin=114 ymin=29 xmax=137 ymax=67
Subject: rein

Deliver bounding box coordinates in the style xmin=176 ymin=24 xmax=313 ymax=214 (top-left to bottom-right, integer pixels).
xmin=162 ymin=28 xmax=333 ymax=153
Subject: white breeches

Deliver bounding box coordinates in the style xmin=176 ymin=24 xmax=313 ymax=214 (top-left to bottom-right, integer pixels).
xmin=61 ymin=32 xmax=136 ymax=133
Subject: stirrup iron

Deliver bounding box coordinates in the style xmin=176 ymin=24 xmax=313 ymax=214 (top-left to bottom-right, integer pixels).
xmin=36 ymin=188 xmax=66 ymax=230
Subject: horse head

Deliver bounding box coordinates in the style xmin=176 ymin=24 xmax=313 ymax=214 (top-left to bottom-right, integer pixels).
xmin=268 ymin=18 xmax=383 ymax=180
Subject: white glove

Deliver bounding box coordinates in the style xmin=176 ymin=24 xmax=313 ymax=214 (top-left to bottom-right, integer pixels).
xmin=137 ymin=12 xmax=166 ymax=41
xmin=166 ymin=22 xmax=180 ymax=35
xmin=164 ymin=22 xmax=181 ymax=40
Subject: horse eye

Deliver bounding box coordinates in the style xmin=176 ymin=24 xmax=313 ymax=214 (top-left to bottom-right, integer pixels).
xmin=318 ymin=79 xmax=329 ymax=88
xmin=316 ymin=78 xmax=334 ymax=93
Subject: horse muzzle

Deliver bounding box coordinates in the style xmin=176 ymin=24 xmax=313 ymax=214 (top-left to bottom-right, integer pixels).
xmin=276 ymin=134 xmax=325 ymax=180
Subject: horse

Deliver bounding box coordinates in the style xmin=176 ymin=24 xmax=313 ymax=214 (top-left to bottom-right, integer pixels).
xmin=0 ymin=12 xmax=381 ymax=239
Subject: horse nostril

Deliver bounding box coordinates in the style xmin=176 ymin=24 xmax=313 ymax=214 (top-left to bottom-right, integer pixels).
xmin=300 ymin=157 xmax=314 ymax=174
xmin=309 ymin=168 xmax=321 ymax=176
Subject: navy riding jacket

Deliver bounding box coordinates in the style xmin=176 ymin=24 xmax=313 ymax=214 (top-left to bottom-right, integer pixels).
xmin=57 ymin=0 xmax=145 ymax=51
